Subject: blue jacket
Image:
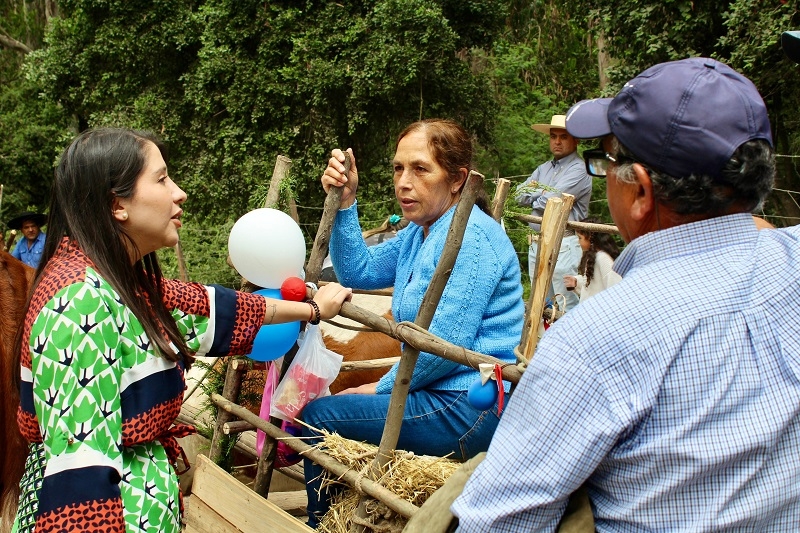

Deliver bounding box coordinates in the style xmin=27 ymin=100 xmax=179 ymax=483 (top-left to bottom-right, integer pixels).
xmin=329 ymin=202 xmax=524 ymax=393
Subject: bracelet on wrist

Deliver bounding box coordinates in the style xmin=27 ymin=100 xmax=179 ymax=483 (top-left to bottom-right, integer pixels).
xmin=307 ymin=299 xmax=321 ymax=325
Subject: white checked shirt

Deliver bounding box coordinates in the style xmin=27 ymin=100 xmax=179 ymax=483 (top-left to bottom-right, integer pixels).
xmin=452 ymin=214 xmax=800 ymax=532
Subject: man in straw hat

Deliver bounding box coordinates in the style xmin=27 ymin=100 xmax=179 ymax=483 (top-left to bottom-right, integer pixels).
xmin=8 ymin=211 xmax=47 ymax=268
xmin=782 ymin=29 xmax=800 ymax=64
xmin=454 ymin=57 xmax=800 ymax=530
xmin=515 ymin=114 xmax=591 ymax=312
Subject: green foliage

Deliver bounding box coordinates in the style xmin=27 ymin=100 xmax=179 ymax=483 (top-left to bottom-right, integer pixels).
xmin=565 ymin=0 xmax=800 ymax=226
xmin=0 ymin=1 xmax=67 ymax=220
xmin=156 ymin=219 xmax=240 ymax=287
xmin=4 ymin=0 xmax=800 ymax=276
xmin=567 ymin=0 xmax=730 ymax=88
xmin=473 ymin=1 xmax=600 ymax=284
xmin=4 ymin=0 xmax=507 ymax=277
xmin=0 ymin=75 xmax=69 ymax=219
xmin=717 ymin=0 xmax=800 ymax=227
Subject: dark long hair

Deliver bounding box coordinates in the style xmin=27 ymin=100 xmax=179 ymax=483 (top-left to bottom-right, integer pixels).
xmin=577 ymin=217 xmax=620 ymax=287
xmin=25 ymin=128 xmax=191 ymax=366
xmin=396 ymin=119 xmax=491 ymax=215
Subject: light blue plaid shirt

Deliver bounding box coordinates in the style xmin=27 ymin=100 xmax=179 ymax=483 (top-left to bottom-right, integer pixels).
xmin=453 ymin=214 xmax=800 ymax=532
xmin=515 ymin=151 xmax=591 ymax=231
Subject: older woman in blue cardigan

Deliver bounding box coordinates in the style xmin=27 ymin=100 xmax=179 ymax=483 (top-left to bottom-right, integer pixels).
xmin=302 ymin=119 xmax=524 ymax=528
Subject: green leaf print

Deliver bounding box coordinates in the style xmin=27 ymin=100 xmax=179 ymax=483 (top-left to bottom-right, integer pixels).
xmin=49 ymin=428 xmax=69 ymax=456
xmin=72 ymin=396 xmax=97 ymax=425
xmin=33 ymin=360 xmax=56 ymax=390
xmin=72 ymin=290 xmax=102 ymax=316
xmin=128 ymin=315 xmax=146 ymax=337
xmin=50 ymin=322 xmax=77 ymax=351
xmin=98 ymin=321 xmax=121 ymax=351
xmin=75 ymin=341 xmax=100 ymax=371
xmin=92 ymin=427 xmax=116 ymax=456
xmin=126 ymin=454 xmax=146 ymax=492
xmin=97 ymin=374 xmax=120 ymax=405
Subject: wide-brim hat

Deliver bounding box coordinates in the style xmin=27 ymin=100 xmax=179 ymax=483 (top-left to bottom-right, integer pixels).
xmin=782 ymin=31 xmax=800 ymax=64
xmin=7 ymin=211 xmax=47 ymax=230
xmin=531 ymin=115 xmax=568 ymax=134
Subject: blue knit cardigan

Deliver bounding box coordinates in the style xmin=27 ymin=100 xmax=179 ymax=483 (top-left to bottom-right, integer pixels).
xmin=329 ymin=202 xmax=525 ymax=394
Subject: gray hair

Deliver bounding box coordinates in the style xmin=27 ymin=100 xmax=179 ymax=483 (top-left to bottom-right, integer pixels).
xmin=611 ymin=137 xmax=775 ymax=215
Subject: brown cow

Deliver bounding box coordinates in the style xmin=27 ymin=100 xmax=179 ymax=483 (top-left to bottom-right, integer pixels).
xmin=319 ymin=292 xmax=400 ymax=394
xmin=0 ymin=252 xmax=34 ymax=530
xmin=325 ymin=322 xmax=401 ymax=394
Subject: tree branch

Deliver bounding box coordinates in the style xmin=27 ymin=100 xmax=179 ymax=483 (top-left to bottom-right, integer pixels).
xmin=0 ymin=26 xmax=33 ymax=54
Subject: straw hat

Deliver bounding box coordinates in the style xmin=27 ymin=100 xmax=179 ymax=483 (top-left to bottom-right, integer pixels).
xmin=7 ymin=211 xmax=47 ymax=230
xmin=531 ymin=115 xmax=568 ymax=134
xmin=782 ymin=31 xmax=800 ymax=64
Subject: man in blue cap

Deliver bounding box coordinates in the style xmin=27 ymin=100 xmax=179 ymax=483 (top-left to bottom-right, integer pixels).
xmin=452 ymin=58 xmax=800 ymax=531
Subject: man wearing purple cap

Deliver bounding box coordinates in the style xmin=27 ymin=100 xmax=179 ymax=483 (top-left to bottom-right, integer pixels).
xmin=452 ymin=58 xmax=800 ymax=531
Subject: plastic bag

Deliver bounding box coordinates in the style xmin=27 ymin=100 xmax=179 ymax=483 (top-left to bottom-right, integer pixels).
xmin=256 ymin=360 xmax=303 ymax=468
xmin=270 ymin=324 xmax=343 ymax=422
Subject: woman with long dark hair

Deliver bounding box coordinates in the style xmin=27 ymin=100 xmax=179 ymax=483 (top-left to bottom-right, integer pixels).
xmin=563 ymin=217 xmax=622 ymax=303
xmin=7 ymin=127 xmax=351 ymax=533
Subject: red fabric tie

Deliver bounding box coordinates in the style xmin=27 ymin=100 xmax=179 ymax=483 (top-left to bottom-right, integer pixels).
xmin=494 ymin=364 xmax=505 ymax=415
xmin=158 ymin=423 xmax=197 ymax=475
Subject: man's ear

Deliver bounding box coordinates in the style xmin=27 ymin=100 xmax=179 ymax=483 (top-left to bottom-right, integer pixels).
xmin=629 ymin=163 xmax=655 ymax=222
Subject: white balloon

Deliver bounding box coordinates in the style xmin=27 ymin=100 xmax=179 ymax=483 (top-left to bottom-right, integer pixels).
xmin=228 ymin=208 xmax=306 ymax=289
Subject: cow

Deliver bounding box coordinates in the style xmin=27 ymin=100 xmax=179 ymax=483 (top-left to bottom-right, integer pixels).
xmin=0 ymin=252 xmax=34 ymax=531
xmin=322 ymin=293 xmax=400 ymax=394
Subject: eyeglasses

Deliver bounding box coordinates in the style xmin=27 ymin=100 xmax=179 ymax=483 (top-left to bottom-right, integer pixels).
xmin=582 ymin=148 xmax=620 ymax=178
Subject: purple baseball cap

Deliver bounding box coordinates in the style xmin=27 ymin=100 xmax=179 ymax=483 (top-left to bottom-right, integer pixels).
xmin=565 ymin=58 xmax=773 ymax=179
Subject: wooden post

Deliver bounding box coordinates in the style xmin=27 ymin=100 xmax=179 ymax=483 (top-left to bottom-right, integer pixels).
xmin=264 ymin=155 xmax=293 ymax=209
xmin=350 ymin=171 xmax=484 ymax=532
xmin=252 ymin=345 xmax=299 ymax=496
xmin=518 ymin=193 xmax=574 ymax=362
xmin=208 ymin=358 xmax=248 ymax=463
xmin=512 ymin=214 xmax=618 ymax=235
xmin=305 ymin=153 xmax=350 ymax=284
xmin=288 ymin=196 xmax=300 ymax=224
xmin=5 ymin=229 xmax=17 ymax=253
xmin=232 ymin=154 xmax=293 ymax=493
xmin=490 ymin=178 xmax=511 ymax=223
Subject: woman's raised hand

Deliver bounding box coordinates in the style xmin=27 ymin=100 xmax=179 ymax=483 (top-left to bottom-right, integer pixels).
xmin=321 ymin=148 xmax=359 ymax=209
xmin=312 ymin=282 xmax=353 ymax=320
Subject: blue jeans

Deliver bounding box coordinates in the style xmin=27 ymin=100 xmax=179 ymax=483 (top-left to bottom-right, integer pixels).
xmin=300 ymin=389 xmax=500 ymax=528
xmin=528 ymin=234 xmax=582 ymax=312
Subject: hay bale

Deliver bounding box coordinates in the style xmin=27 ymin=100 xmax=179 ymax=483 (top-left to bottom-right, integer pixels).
xmin=311 ymin=432 xmax=460 ymax=533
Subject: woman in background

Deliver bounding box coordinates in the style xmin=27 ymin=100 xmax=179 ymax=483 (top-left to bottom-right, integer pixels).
xmin=563 ymin=217 xmax=621 ymax=303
